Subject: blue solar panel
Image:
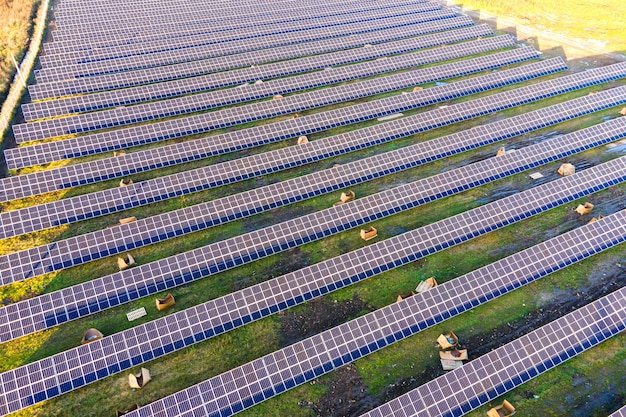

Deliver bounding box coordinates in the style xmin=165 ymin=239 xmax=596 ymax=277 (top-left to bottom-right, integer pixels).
xmin=41 ymin=6 xmax=452 ymax=66
xmin=2 ymin=92 xmax=625 ymax=285
xmin=1 ymin=204 xmax=623 ymax=415
xmin=1 ymin=152 xmax=624 ymax=345
xmin=29 ymin=25 xmax=493 ymax=100
xmin=35 ymin=15 xmax=475 ymax=81
xmin=9 ymin=56 xmax=564 ymax=168
xmin=25 ymin=35 xmax=512 ymax=120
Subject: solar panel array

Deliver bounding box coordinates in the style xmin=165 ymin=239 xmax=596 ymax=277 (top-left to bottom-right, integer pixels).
xmin=17 ymin=43 xmax=540 ymax=142
xmin=6 ymin=60 xmax=623 ymax=202
xmin=44 ymin=0 xmax=441 ymax=52
xmin=1 ymin=201 xmax=624 ymax=416
xmin=361 ymin=288 xmax=626 ymax=417
xmin=10 ymin=56 xmax=566 ymax=169
xmin=2 ymin=153 xmax=625 ymax=345
xmin=29 ymin=25 xmax=494 ymax=99
xmin=3 ymin=1 xmax=626 ymax=416
xmin=2 ymin=88 xmax=626 ymax=284
xmin=25 ymin=35 xmax=513 ymax=121
xmin=41 ymin=6 xmax=451 ymax=66
xmin=6 ymin=87 xmax=626 ymax=282
xmin=3 ymin=57 xmax=571 ymax=233
xmin=53 ymin=0 xmax=422 ymax=32
xmin=36 ymin=15 xmax=476 ymax=81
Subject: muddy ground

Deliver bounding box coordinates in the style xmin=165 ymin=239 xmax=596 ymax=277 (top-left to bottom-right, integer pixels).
xmin=286 ymin=259 xmax=625 ymax=417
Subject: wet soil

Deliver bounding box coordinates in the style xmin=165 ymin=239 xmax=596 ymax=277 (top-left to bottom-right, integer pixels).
xmin=379 ymin=262 xmax=626 ymax=411
xmin=301 ymin=260 xmax=625 ymax=417
xmin=279 ymin=293 xmax=372 ymax=347
xmin=230 ymin=247 xmax=311 ymax=292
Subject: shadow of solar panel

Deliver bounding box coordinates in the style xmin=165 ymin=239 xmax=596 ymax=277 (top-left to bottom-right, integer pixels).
xmin=610 ymin=406 xmax=626 ymax=417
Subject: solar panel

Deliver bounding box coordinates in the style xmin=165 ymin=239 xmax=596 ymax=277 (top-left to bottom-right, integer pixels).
xmin=34 ymin=16 xmax=475 ymax=82
xmin=42 ymin=4 xmax=447 ymax=61
xmin=3 ymin=57 xmax=569 ymax=217
xmin=25 ymin=34 xmax=512 ymax=121
xmin=9 ymin=56 xmax=563 ymax=166
xmin=362 ymin=290 xmax=626 ymax=417
xmin=29 ymin=25 xmax=494 ymax=100
xmin=1 ymin=152 xmax=624 ymax=345
xmin=49 ymin=0 xmax=432 ymax=37
xmin=47 ymin=0 xmax=438 ymax=53
xmin=610 ymin=406 xmax=626 ymax=417
xmin=53 ymin=0 xmax=424 ymax=32
xmin=17 ymin=46 xmax=537 ymax=141
xmin=3 ymin=109 xmax=625 ymax=285
xmin=1 ymin=202 xmax=623 ymax=417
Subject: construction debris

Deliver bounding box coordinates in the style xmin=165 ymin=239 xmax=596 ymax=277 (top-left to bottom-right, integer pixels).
xmin=415 ymin=277 xmax=437 ymax=293
xmin=575 ymin=202 xmax=594 ymax=215
xmin=128 ymin=368 xmax=151 ymax=389
xmin=117 ymin=254 xmax=136 ymax=270
xmin=360 ymin=226 xmax=378 ymax=241
xmin=156 ymin=293 xmax=176 ymax=311
xmin=487 ymin=400 xmax=516 ymax=417
xmin=587 ymin=214 xmax=605 ymax=224
xmin=81 ymin=328 xmax=103 ymax=345
xmin=557 ymin=163 xmax=575 ymax=176
xmin=340 ymin=190 xmax=355 ymax=203
xmin=119 ymin=178 xmax=133 ymax=187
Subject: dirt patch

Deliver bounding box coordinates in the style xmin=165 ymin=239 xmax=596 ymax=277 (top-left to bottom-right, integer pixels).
xmin=230 ymin=247 xmax=311 ymax=291
xmin=304 ymin=364 xmax=378 ymax=417
xmin=279 ymin=293 xmax=373 ymax=346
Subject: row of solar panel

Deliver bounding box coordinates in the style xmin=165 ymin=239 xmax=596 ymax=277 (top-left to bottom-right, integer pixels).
xmin=2 ymin=58 xmax=568 ymax=231
xmin=42 ymin=3 xmax=445 ymax=60
xmin=10 ymin=56 xmax=563 ymax=169
xmin=29 ymin=25 xmax=493 ymax=100
xmin=362 ymin=286 xmax=626 ymax=417
xmin=51 ymin=0 xmax=416 ymax=31
xmin=2 ymin=151 xmax=624 ymax=347
xmin=34 ymin=15 xmax=476 ymax=82
xmin=1 ymin=199 xmax=623 ymax=415
xmin=3 ymin=107 xmax=625 ymax=290
xmin=18 ymin=46 xmax=537 ymax=142
xmin=25 ymin=35 xmax=513 ymax=120
xmin=14 ymin=57 xmax=624 ymax=202
xmin=47 ymin=0 xmax=433 ymax=48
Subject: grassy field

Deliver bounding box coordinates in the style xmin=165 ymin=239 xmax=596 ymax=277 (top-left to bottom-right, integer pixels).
xmin=0 ymin=0 xmax=40 ymax=103
xmin=1 ymin=9 xmax=626 ymax=416
xmin=454 ymin=0 xmax=626 ymax=54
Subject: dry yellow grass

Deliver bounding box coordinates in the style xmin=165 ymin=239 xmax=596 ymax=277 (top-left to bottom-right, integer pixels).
xmin=456 ymin=0 xmax=626 ymax=53
xmin=0 ymin=0 xmax=40 ymax=103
